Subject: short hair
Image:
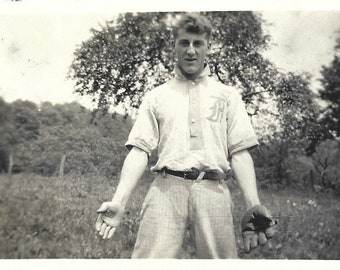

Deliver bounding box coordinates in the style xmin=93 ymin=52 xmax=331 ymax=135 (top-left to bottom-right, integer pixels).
xmin=172 ymin=13 xmax=213 ymax=41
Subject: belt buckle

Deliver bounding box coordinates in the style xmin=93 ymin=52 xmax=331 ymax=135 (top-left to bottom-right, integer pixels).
xmin=184 ymin=170 xmax=200 ymax=180
xmin=183 ymin=171 xmax=189 ymax=179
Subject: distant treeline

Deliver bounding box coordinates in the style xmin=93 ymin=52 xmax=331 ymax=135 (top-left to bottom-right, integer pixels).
xmin=0 ymin=98 xmax=132 ymax=178
xmin=0 ymin=97 xmax=339 ymax=195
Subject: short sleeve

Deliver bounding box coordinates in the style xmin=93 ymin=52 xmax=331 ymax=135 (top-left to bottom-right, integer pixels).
xmin=227 ymin=92 xmax=259 ymax=156
xmin=125 ymin=93 xmax=159 ymax=156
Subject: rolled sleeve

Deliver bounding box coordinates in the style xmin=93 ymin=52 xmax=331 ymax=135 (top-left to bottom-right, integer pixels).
xmin=125 ymin=93 xmax=159 ymax=156
xmin=227 ymin=93 xmax=259 ymax=156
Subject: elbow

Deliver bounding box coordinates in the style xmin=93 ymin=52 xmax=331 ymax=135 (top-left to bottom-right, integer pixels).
xmin=127 ymin=146 xmax=149 ymax=163
xmin=231 ymin=149 xmax=255 ymax=171
xmin=231 ymin=149 xmax=251 ymax=162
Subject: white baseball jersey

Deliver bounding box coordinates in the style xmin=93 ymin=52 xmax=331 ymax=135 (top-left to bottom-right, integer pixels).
xmin=125 ymin=65 xmax=258 ymax=174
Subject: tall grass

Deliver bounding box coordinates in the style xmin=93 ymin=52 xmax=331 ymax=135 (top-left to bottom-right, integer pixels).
xmin=0 ymin=173 xmax=339 ymax=259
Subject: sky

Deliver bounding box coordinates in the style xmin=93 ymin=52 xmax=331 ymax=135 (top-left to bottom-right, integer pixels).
xmin=262 ymin=11 xmax=340 ymax=78
xmin=0 ymin=12 xmax=116 ymax=109
xmin=1 ymin=1 xmax=340 ymax=109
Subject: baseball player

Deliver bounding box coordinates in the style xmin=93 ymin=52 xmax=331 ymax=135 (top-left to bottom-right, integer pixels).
xmin=95 ymin=12 xmax=276 ymax=258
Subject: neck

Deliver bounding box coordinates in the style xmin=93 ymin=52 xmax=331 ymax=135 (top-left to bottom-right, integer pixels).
xmin=177 ymin=65 xmax=205 ymax=81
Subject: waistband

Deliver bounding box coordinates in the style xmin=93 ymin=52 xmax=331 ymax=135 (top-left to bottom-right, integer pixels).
xmin=158 ymin=168 xmax=228 ymax=181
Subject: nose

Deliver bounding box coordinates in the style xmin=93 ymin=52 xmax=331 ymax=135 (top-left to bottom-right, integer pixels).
xmin=187 ymin=44 xmax=196 ymax=56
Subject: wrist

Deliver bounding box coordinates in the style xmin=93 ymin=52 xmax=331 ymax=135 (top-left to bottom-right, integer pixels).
xmin=111 ymin=192 xmax=129 ymax=208
xmin=245 ymin=198 xmax=261 ymax=210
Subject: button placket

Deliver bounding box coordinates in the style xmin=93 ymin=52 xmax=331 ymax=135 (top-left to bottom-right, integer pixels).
xmin=188 ymin=81 xmax=203 ymax=150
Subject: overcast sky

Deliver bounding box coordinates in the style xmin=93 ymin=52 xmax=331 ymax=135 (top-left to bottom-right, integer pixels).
xmin=1 ymin=1 xmax=340 ymax=108
xmin=0 ymin=12 xmax=115 ymax=108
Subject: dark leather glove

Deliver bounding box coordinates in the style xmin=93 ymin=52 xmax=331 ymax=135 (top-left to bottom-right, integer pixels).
xmin=241 ymin=205 xmax=277 ymax=253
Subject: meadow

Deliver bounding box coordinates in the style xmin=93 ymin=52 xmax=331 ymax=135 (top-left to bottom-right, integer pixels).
xmin=0 ymin=172 xmax=339 ymax=259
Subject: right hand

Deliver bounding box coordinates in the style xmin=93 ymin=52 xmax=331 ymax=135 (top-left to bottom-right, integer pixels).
xmin=241 ymin=205 xmax=277 ymax=253
xmin=95 ymin=201 xmax=125 ymax=239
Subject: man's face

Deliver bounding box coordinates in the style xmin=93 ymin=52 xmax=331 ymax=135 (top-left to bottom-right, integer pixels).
xmin=174 ymin=29 xmax=210 ymax=80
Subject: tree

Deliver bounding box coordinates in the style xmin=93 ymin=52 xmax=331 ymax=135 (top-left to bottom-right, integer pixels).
xmin=0 ymin=98 xmax=132 ymax=177
xmin=69 ymin=12 xmax=279 ymax=115
xmin=9 ymin=100 xmax=40 ymax=173
xmin=0 ymin=99 xmax=41 ymax=173
xmin=69 ymin=12 xmax=323 ymax=142
xmin=10 ymin=100 xmax=40 ymax=143
xmin=309 ymin=140 xmax=340 ymax=192
xmin=252 ymin=72 xmax=323 ymax=187
xmin=319 ymin=55 xmax=340 ymax=137
xmin=276 ymin=73 xmax=321 ymax=144
xmin=0 ymin=98 xmax=13 ymax=173
xmin=27 ymin=102 xmax=131 ymax=177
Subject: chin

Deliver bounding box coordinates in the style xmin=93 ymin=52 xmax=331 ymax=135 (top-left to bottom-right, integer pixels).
xmin=184 ymin=68 xmax=198 ymax=75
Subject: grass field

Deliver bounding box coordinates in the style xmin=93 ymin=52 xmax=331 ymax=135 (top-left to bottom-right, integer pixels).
xmin=0 ymin=173 xmax=339 ymax=259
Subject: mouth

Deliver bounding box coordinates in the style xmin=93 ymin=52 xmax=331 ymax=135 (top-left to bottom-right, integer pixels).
xmin=185 ymin=58 xmax=197 ymax=63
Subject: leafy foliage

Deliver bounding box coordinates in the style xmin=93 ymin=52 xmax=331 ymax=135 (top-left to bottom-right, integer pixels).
xmin=0 ymin=99 xmax=132 ymax=177
xmin=68 ymin=12 xmax=279 ymax=114
xmin=309 ymin=139 xmax=340 ymax=192
xmin=0 ymin=98 xmax=13 ymax=173
xmin=0 ymin=99 xmax=39 ymax=148
xmin=69 ymin=13 xmax=174 ymax=113
xmin=251 ymin=72 xmax=323 ymax=187
xmin=319 ymin=55 xmax=340 ymax=137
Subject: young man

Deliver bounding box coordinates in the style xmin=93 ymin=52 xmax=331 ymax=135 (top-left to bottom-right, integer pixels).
xmin=95 ymin=13 xmax=276 ymax=259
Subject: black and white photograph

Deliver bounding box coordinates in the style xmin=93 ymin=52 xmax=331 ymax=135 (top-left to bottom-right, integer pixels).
xmin=0 ymin=0 xmax=340 ymax=267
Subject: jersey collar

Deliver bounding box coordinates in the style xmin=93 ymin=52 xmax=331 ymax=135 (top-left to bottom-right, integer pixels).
xmin=174 ymin=64 xmax=210 ymax=83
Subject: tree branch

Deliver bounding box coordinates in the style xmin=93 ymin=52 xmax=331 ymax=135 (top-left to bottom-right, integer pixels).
xmin=243 ymin=89 xmax=272 ymax=98
xmin=213 ymin=63 xmax=224 ymax=84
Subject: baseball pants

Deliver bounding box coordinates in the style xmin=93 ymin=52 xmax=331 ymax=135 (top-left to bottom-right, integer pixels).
xmin=131 ymin=173 xmax=238 ymax=259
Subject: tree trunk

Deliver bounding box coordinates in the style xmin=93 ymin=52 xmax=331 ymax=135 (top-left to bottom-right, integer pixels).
xmin=59 ymin=154 xmax=66 ymax=178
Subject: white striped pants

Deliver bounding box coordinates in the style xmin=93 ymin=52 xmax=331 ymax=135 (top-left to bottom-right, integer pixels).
xmin=132 ymin=174 xmax=237 ymax=259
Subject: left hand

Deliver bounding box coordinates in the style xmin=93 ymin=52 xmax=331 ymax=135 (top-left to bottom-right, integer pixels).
xmin=241 ymin=205 xmax=277 ymax=253
xmin=95 ymin=201 xmax=125 ymax=240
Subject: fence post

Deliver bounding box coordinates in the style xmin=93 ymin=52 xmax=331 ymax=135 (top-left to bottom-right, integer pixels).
xmin=8 ymin=152 xmax=13 ymax=175
xmin=59 ymin=154 xmax=66 ymax=178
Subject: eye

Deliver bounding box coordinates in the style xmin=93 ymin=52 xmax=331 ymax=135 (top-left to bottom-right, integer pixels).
xmin=194 ymin=41 xmax=205 ymax=47
xmin=178 ymin=40 xmax=189 ymax=46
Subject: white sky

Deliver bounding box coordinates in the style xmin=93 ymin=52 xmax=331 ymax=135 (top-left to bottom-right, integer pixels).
xmin=262 ymin=11 xmax=340 ymax=80
xmin=0 ymin=12 xmax=116 ymax=108
xmin=1 ymin=1 xmax=340 ymax=108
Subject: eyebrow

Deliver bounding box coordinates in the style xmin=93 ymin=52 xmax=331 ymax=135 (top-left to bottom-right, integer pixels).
xmin=178 ymin=39 xmax=189 ymax=43
xmin=194 ymin=40 xmax=205 ymax=44
xmin=177 ymin=39 xmax=206 ymax=44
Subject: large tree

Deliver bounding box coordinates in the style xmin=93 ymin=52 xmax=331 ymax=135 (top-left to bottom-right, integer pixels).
xmin=319 ymin=54 xmax=340 ymax=137
xmin=68 ymin=12 xmax=279 ymax=113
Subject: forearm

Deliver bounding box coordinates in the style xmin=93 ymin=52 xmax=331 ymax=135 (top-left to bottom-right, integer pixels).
xmin=231 ymin=149 xmax=260 ymax=209
xmin=112 ymin=147 xmax=148 ymax=207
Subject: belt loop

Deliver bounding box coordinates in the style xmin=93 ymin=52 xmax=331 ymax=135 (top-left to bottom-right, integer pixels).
xmin=195 ymin=171 xmax=205 ymax=183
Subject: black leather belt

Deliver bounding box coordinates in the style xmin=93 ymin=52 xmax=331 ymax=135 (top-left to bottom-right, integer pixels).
xmin=160 ymin=168 xmax=226 ymax=180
